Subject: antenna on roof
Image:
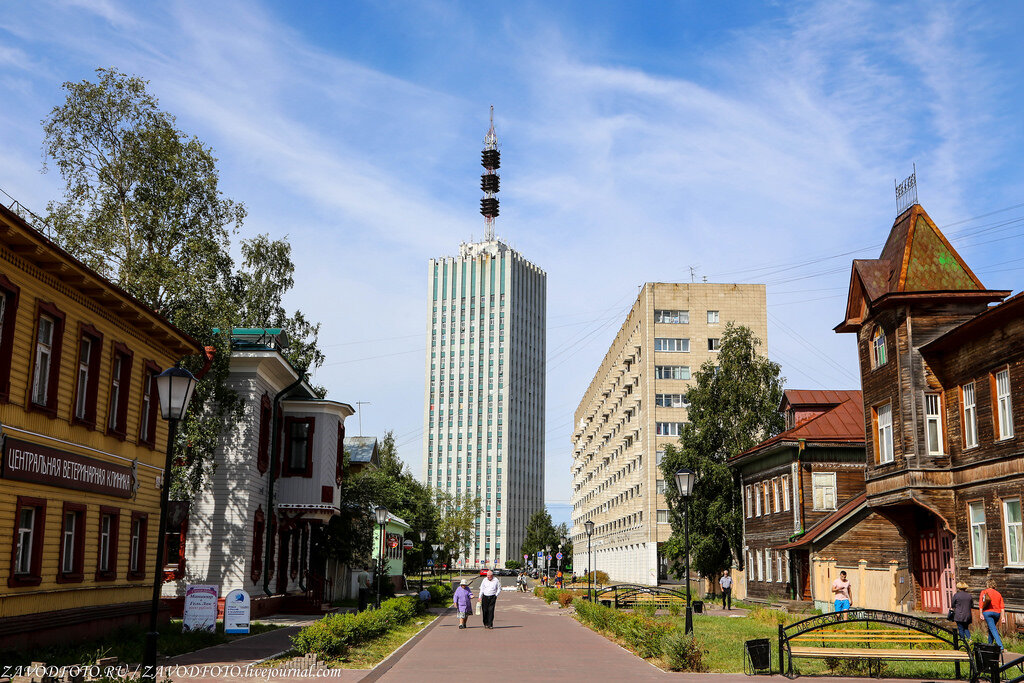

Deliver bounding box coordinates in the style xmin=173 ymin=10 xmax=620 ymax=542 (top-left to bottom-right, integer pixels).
xmin=689 ymin=266 xmax=696 ymax=283
xmin=895 ymin=163 xmax=918 ymax=215
xmin=355 ymin=401 xmax=371 ymax=437
xmin=480 ymin=106 xmax=500 ymax=241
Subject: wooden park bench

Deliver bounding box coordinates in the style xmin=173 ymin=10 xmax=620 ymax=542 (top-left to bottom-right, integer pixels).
xmin=778 ymin=608 xmax=974 ymax=680
xmin=593 ymin=583 xmax=689 ymax=609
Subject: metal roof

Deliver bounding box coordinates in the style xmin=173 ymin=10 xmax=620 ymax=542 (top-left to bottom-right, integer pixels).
xmin=347 ymin=436 xmax=379 ymax=463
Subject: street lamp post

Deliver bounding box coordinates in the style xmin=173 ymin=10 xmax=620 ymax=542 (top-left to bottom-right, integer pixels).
xmin=374 ymin=506 xmax=388 ymax=609
xmin=418 ymin=530 xmax=427 ymax=592
xmin=584 ymin=520 xmax=594 ymax=602
xmin=143 ymin=367 xmax=198 ymax=681
xmin=559 ymin=535 xmax=566 ymax=580
xmin=674 ymin=468 xmax=697 ymax=635
xmin=431 ymin=543 xmax=440 ymax=584
xmin=545 ymin=545 xmax=551 ymax=581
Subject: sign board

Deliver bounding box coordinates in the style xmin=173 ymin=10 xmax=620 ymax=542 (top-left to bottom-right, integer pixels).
xmin=1 ymin=437 xmax=137 ymax=498
xmin=523 ymin=554 xmax=528 ymax=560
xmin=183 ymin=584 xmax=219 ymax=633
xmin=537 ymin=551 xmax=543 ymax=557
xmin=387 ymin=533 xmax=400 ymax=549
xmin=224 ymin=589 xmax=250 ymax=634
xmin=427 ymin=559 xmax=434 ymax=566
xmin=402 ymin=539 xmax=414 ymax=550
xmin=556 ymin=552 xmax=563 ymax=560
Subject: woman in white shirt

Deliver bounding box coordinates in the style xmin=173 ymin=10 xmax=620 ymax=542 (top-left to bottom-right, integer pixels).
xmin=478 ymin=569 xmax=502 ymax=629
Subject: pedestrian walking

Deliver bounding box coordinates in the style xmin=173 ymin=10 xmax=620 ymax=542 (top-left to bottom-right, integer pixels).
xmin=981 ymin=579 xmax=1005 ymax=650
xmin=479 ymin=569 xmax=502 ymax=629
xmin=719 ymin=570 xmax=733 ymax=610
xmin=950 ymin=581 xmax=972 ymax=643
xmin=356 ymin=566 xmax=372 ymax=612
xmin=831 ymin=570 xmax=852 ymax=612
xmin=453 ymin=579 xmax=474 ymax=629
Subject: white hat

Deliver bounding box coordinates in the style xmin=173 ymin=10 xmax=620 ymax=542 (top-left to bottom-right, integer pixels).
xmin=460 ymin=579 xmax=469 ymax=586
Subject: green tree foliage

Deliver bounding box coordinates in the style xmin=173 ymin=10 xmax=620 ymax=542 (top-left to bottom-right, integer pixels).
xmin=659 ymin=323 xmax=784 ymax=579
xmin=39 ymin=68 xmax=323 ymax=497
xmin=435 ymin=490 xmax=481 ymax=567
xmin=521 ymin=509 xmax=559 ymax=561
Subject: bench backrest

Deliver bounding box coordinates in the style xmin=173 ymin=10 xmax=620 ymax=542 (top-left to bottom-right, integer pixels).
xmin=782 ymin=609 xmax=961 ymax=650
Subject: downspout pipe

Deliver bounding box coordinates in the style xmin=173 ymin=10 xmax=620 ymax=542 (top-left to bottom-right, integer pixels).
xmin=264 ymin=372 xmax=307 ymax=596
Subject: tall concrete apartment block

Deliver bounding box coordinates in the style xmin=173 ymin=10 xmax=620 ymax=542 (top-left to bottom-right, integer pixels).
xmin=422 ymin=239 xmax=546 ymax=568
xmin=570 ymin=283 xmax=767 ymax=585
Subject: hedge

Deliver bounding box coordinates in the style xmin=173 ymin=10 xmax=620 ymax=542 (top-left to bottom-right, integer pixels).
xmin=428 ymin=582 xmax=454 ymax=604
xmin=292 ymin=596 xmax=425 ymax=656
xmin=572 ymin=598 xmax=674 ymax=659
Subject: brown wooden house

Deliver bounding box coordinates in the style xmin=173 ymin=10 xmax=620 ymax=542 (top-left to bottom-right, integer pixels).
xmin=731 ymin=390 xmax=906 ymax=607
xmin=836 ymin=203 xmax=1023 ymax=621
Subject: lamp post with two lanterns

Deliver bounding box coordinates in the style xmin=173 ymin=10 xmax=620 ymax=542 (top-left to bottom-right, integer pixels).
xmin=374 ymin=506 xmax=389 ymax=609
xmin=142 ymin=367 xmax=198 ymax=680
xmin=674 ymin=468 xmax=697 ymax=635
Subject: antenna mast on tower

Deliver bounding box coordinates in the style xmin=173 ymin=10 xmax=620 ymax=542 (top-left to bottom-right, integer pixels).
xmin=480 ymin=106 xmax=500 ymax=241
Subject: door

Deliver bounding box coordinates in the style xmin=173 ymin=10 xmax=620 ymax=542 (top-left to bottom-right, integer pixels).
xmin=918 ymin=527 xmax=944 ymax=612
xmin=797 ymin=552 xmax=811 ymax=601
xmin=276 ymin=528 xmax=290 ymax=594
xmin=939 ymin=529 xmax=956 ymax=612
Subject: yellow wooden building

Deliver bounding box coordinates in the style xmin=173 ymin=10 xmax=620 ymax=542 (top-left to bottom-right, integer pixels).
xmin=0 ymin=203 xmax=199 ymax=648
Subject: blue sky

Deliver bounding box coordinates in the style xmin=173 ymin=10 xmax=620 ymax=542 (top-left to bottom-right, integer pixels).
xmin=2 ymin=1 xmax=1024 ymax=529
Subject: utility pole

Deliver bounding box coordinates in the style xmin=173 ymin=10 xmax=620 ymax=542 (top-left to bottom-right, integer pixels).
xmin=355 ymin=401 xmax=371 ymax=436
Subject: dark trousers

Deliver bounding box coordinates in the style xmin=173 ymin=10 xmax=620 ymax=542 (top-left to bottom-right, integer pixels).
xmin=358 ymin=588 xmax=370 ymax=612
xmin=722 ymin=587 xmax=732 ymax=610
xmin=481 ymin=595 xmax=497 ymax=627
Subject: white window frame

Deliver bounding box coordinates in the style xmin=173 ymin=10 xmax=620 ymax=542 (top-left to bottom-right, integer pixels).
xmin=812 ymin=472 xmax=837 ymax=511
xmin=656 ymin=393 xmax=689 ymax=408
xmin=772 ymin=478 xmax=780 ymax=512
xmin=62 ymin=511 xmax=77 ymax=573
xmin=763 ymin=482 xmax=771 ymax=514
xmin=655 ymin=310 xmax=689 ymax=324
xmin=745 ymin=485 xmax=752 ymax=518
xmin=996 ymin=369 xmax=1014 ymax=440
xmin=925 ymin=393 xmax=944 ymax=455
xmin=873 ymin=327 xmax=887 ymax=367
xmin=108 ymin=356 xmax=122 ymax=430
xmin=708 ymin=338 xmax=721 ymax=352
xmin=99 ymin=515 xmax=112 ymax=572
xmin=140 ymin=371 xmax=153 ymax=443
xmin=707 ymin=310 xmax=720 ymax=324
xmin=777 ymin=552 xmax=785 ymax=583
xmin=657 ymin=509 xmax=669 ymax=524
xmin=969 ymin=500 xmax=988 ymax=568
xmin=876 ymin=403 xmax=894 ymax=463
xmin=15 ymin=507 xmax=35 ymax=575
xmin=656 ymin=422 xmax=684 ymax=436
xmin=781 ymin=475 xmax=791 ymax=511
xmin=765 ymin=549 xmax=773 ymax=582
xmin=32 ymin=315 xmax=54 ymax=406
xmin=655 ymin=338 xmax=690 ymax=353
xmin=754 ymin=486 xmax=761 ymax=516
xmin=756 ymin=549 xmax=764 ymax=581
xmin=130 ymin=518 xmax=142 ymax=572
xmin=963 ymin=382 xmax=978 ymax=449
xmin=75 ymin=337 xmax=91 ymax=420
xmin=1004 ymin=498 xmax=1023 ymax=567
xmin=656 ymin=479 xmax=666 ymax=495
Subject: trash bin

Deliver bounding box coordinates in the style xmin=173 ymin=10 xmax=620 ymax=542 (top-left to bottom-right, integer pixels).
xmin=600 ymin=599 xmax=613 ymax=608
xmin=744 ymin=638 xmax=772 ymax=675
xmin=693 ymin=600 xmax=704 ymax=614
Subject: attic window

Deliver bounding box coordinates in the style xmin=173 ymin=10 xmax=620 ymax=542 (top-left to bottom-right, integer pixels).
xmin=871 ymin=327 xmax=888 ymax=368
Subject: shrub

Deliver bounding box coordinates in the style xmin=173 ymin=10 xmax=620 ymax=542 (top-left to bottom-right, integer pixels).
xmin=543 ymin=587 xmax=560 ymax=603
xmin=662 ymin=629 xmax=708 ymax=672
xmin=533 ymin=586 xmax=544 ymax=598
xmin=667 ymin=602 xmax=681 ymax=617
xmin=572 ymin=598 xmax=673 ymax=659
xmin=556 ymin=591 xmax=574 ymax=608
xmin=427 ymin=582 xmax=454 ymax=605
xmin=585 ymin=570 xmax=610 ymax=586
xmin=633 ymin=602 xmax=656 ymax=618
xmin=749 ymin=604 xmax=789 ymax=626
xmin=292 ymin=596 xmax=425 ymax=656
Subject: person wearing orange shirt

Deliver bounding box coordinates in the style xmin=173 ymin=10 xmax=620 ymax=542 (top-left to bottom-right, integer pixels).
xmin=981 ymin=579 xmax=1005 ymax=650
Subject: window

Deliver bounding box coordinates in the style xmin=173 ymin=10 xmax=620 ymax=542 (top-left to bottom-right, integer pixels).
xmin=655 ymin=338 xmax=690 ymax=352
xmin=655 ymin=310 xmax=688 ymax=324
xmin=754 ymin=487 xmax=761 ymax=516
xmin=745 ymin=485 xmax=752 ymax=518
xmin=708 ymin=338 xmax=721 ymax=352
xmin=655 ymin=393 xmax=689 ymax=408
xmin=251 ymin=506 xmax=265 ymax=582
xmin=995 ymin=369 xmax=1014 ymax=440
xmin=0 ymin=274 xmax=21 ymax=402
xmin=876 ymin=403 xmax=893 ymax=463
xmin=336 ymin=422 xmax=346 ymax=485
xmin=963 ymin=382 xmax=978 ymax=449
xmin=96 ymin=508 xmax=119 ymax=580
xmin=72 ymin=326 xmax=103 ymax=427
xmin=781 ymin=475 xmax=791 ymax=511
xmin=11 ymin=497 xmax=45 ymax=586
xmin=656 ymin=422 xmax=685 ymax=436
xmin=58 ymin=503 xmax=86 ymax=582
xmin=283 ymin=417 xmax=315 ymax=477
xmin=30 ymin=303 xmax=66 ymax=413
xmin=139 ymin=362 xmax=160 ymax=447
xmin=257 ymin=393 xmax=272 ymax=474
xmin=763 ymin=482 xmax=771 ymax=514
xmin=872 ymin=327 xmax=887 ymax=368
xmin=128 ymin=512 xmax=147 ymax=579
xmin=812 ymin=472 xmax=837 ymax=510
xmin=756 ymin=549 xmax=763 ymax=581
xmin=655 ymin=365 xmax=691 ymax=380
xmin=777 ymin=552 xmax=785 ymax=583
xmin=1006 ymin=499 xmax=1024 ymax=566
xmin=969 ymin=501 xmax=987 ymax=568
xmin=707 ymin=310 xmax=719 ymax=324
xmin=106 ymin=344 xmax=133 ymax=437
xmin=765 ymin=549 xmax=773 ymax=582
xmin=657 ymin=510 xmax=669 ymax=523
xmin=772 ymin=479 xmax=780 ymax=512
xmin=656 ymin=480 xmax=666 ymax=494
xmin=925 ymin=393 xmax=944 ymax=455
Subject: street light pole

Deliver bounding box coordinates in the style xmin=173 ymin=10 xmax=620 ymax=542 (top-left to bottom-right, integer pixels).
xmin=143 ymin=367 xmax=197 ymax=682
xmin=584 ymin=520 xmax=594 ymax=602
xmin=674 ymin=468 xmax=696 ymax=635
xmin=374 ymin=506 xmax=388 ymax=609
xmin=418 ymin=530 xmax=427 ymax=593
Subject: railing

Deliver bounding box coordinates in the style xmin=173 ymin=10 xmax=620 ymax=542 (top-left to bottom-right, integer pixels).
xmin=593 ymin=583 xmax=688 ymax=608
xmin=991 ymin=653 xmax=1024 ymax=683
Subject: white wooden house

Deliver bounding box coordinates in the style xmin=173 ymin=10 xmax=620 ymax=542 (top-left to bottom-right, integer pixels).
xmin=162 ymin=329 xmax=353 ymax=616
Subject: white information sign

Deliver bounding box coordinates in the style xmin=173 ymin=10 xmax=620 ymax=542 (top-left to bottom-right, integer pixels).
xmin=224 ymin=589 xmax=251 ymax=634
xmin=183 ymin=584 xmax=219 ymax=633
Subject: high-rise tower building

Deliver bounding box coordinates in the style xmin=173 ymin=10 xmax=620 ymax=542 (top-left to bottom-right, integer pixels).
xmin=421 ymin=110 xmax=546 ymax=568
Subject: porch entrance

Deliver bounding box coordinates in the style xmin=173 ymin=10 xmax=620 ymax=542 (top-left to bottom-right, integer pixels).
xmin=879 ymin=504 xmax=955 ymax=614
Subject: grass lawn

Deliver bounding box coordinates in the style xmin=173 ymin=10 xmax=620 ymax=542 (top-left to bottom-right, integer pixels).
xmin=264 ymin=614 xmax=437 ymax=669
xmin=1 ymin=620 xmax=281 ymax=668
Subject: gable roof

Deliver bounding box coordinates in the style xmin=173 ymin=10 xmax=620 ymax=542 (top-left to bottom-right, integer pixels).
xmin=731 ymin=390 xmax=864 ymax=467
xmin=921 ymin=291 xmax=1024 ymax=355
xmin=782 ymin=389 xmax=862 ymax=410
xmin=836 ymin=204 xmax=1007 ymax=332
xmin=777 ymin=492 xmax=868 ymax=549
xmin=347 ymin=436 xmax=379 ymax=464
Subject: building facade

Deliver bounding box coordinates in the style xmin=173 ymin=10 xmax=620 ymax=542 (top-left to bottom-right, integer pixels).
xmin=731 ymin=389 xmax=908 ymax=610
xmin=0 ymin=204 xmax=198 ymax=648
xmin=421 ymin=238 xmax=546 ymax=568
xmin=570 ymin=282 xmax=767 ymax=585
xmin=163 ymin=329 xmax=355 ymax=615
xmin=837 ymin=203 xmax=1024 ymax=621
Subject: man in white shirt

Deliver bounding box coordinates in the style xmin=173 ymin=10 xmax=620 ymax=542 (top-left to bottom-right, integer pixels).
xmin=719 ymin=570 xmax=733 ymax=611
xmin=479 ymin=569 xmax=502 ymax=629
